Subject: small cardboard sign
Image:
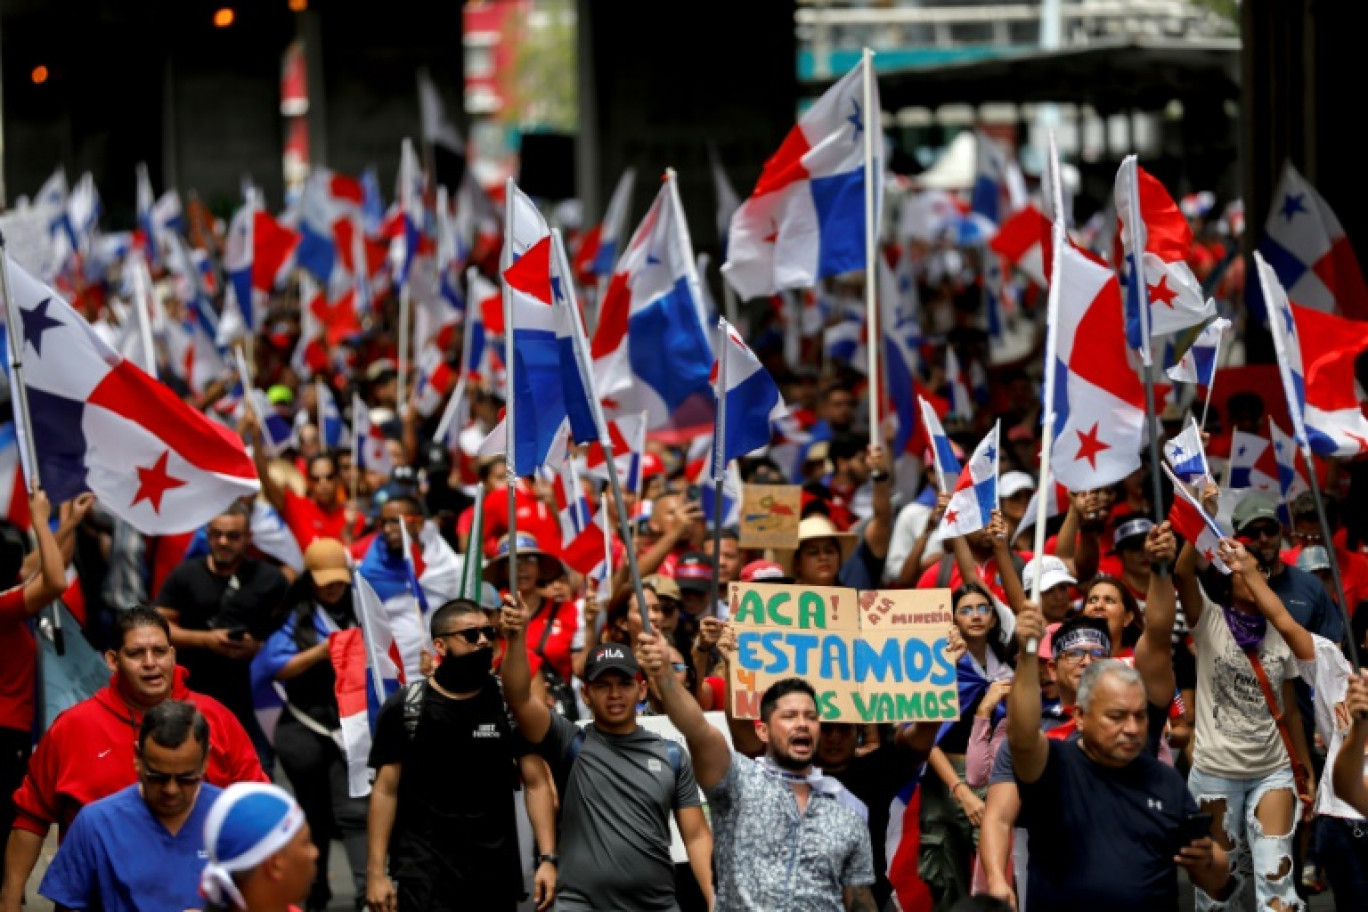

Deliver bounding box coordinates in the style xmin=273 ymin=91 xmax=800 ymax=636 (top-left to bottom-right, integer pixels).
xmin=727 ymin=583 xmax=959 ymax=723
xmin=738 ymin=484 xmax=802 ymax=550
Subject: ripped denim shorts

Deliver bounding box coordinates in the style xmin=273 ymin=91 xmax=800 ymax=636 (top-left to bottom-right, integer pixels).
xmin=1188 ymin=764 xmax=1301 ymax=912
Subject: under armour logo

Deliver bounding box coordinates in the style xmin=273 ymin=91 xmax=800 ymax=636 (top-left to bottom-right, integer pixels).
xmin=1147 ymin=799 xmax=1163 ymax=811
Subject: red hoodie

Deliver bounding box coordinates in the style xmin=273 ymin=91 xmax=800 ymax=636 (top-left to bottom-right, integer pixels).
xmin=11 ymin=666 xmax=267 ymax=837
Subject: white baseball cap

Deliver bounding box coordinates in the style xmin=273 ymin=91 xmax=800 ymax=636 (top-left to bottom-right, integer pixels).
xmin=1000 ymin=471 xmax=1036 ymax=499
xmin=1022 ymin=555 xmax=1076 ymax=593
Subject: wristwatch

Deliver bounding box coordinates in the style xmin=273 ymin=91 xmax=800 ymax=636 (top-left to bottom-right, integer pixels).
xmin=537 ymin=853 xmax=560 ymax=867
xmin=870 ymin=469 xmax=890 ymax=483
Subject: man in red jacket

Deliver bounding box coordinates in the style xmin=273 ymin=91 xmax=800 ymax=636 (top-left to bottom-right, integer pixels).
xmin=0 ymin=606 xmax=266 ymax=912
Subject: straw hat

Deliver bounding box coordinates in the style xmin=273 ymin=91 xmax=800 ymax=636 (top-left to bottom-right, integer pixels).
xmin=482 ymin=533 xmax=565 ymax=586
xmin=774 ymin=515 xmax=857 ymax=579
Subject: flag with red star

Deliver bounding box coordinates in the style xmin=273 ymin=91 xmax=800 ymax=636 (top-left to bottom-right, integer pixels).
xmin=1114 ymin=156 xmax=1216 ymax=362
xmin=1048 ymin=244 xmax=1147 ymax=491
xmin=938 ymin=423 xmax=1000 ymax=539
xmin=3 ymin=256 xmax=259 ymax=534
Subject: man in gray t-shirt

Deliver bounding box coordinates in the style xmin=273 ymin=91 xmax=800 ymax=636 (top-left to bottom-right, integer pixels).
xmin=502 ymin=595 xmax=712 ymax=911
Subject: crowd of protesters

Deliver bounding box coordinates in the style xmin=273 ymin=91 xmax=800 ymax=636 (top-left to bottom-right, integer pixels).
xmin=0 ymin=177 xmax=1364 ymax=912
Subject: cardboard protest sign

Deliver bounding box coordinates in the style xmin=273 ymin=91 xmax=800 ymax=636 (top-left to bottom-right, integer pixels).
xmin=728 ymin=582 xmax=958 ymax=723
xmin=738 ymin=484 xmax=802 ymax=549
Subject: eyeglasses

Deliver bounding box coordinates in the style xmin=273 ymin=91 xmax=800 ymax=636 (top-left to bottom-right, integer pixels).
xmin=310 ymin=472 xmax=336 ymax=482
xmin=1059 ymin=647 xmax=1109 ymax=663
xmin=437 ymin=625 xmax=499 ymax=645
xmin=140 ymin=765 xmax=203 ymax=787
xmin=207 ymin=529 xmax=245 ymax=541
xmin=955 ymin=604 xmax=993 ymax=617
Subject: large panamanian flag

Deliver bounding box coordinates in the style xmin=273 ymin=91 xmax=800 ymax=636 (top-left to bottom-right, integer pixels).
xmin=721 ymin=57 xmax=880 ymax=299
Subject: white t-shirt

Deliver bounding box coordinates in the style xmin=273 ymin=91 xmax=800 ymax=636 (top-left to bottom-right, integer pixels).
xmin=883 ymin=500 xmax=946 ymax=583
xmin=1298 ymin=634 xmax=1368 ymax=820
xmin=1190 ymin=600 xmax=1301 ymax=779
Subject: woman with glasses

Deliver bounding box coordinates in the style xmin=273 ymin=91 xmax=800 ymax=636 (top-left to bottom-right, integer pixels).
xmin=921 ymin=581 xmax=1016 ymax=912
xmin=1176 ymin=485 xmax=1316 ymax=912
xmin=254 ymin=538 xmax=368 ymax=912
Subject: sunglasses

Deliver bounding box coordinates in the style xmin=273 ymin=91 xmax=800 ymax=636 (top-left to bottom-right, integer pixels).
xmin=438 ymin=625 xmax=499 ymax=645
xmin=1243 ymin=524 xmax=1281 ymax=540
xmin=310 ymin=472 xmax=336 ymax=482
xmin=208 ymin=529 xmax=245 ymax=541
xmin=671 ymin=663 xmax=689 ymax=673
xmin=141 ymin=765 xmax=203 ymax=787
xmin=1060 ymin=647 xmax=1109 ymax=663
xmin=955 ymin=604 xmax=993 ymax=616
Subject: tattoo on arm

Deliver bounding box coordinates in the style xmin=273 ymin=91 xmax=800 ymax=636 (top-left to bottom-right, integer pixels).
xmin=845 ymin=886 xmax=877 ymax=912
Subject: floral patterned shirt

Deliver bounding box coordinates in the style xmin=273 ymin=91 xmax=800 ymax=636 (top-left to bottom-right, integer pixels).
xmin=708 ymin=752 xmax=874 ymax=911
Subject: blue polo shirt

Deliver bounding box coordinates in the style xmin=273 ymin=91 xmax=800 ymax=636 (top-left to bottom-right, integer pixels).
xmin=40 ymin=783 xmax=221 ymax=912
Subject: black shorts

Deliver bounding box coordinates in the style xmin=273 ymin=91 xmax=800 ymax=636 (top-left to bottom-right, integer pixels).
xmin=397 ymin=876 xmax=518 ymax=912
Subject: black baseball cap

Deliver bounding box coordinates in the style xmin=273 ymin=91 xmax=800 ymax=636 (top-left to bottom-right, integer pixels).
xmin=584 ymin=643 xmax=640 ymax=682
xmin=673 ymin=552 xmax=715 ymax=593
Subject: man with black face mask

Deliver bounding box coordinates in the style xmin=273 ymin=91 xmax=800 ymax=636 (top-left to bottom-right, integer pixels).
xmin=366 ymin=599 xmax=556 ymax=912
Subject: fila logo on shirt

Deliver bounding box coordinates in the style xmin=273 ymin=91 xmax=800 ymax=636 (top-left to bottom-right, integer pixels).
xmin=474 ymin=723 xmax=502 ymax=740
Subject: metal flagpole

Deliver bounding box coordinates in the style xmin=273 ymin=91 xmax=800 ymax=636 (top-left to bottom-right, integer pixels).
xmin=549 ymin=229 xmax=653 ymax=635
xmin=860 ymin=47 xmax=881 ymax=442
xmin=1026 ymin=133 xmax=1066 ymax=653
xmin=1124 ymin=156 xmax=1169 ymax=575
xmin=502 ymin=179 xmax=519 ymax=591
xmin=709 ymin=318 xmax=728 ymax=622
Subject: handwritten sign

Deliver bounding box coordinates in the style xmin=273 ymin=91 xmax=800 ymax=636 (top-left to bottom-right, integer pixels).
xmin=728 ymin=583 xmax=958 ymax=723
xmin=738 ymin=484 xmax=801 ymax=550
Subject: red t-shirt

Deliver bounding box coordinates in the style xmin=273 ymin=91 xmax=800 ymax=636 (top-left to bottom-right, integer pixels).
xmin=0 ymin=587 xmax=35 ymax=732
xmin=521 ymin=599 xmax=579 ymax=683
xmin=281 ymin=489 xmax=350 ymax=550
xmin=916 ymin=552 xmax=1032 ymax=605
xmin=481 ymin=482 xmax=561 ymax=557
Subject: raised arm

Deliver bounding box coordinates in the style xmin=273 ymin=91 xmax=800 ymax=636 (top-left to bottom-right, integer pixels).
xmin=1333 ymin=673 xmax=1368 ymax=817
xmin=241 ymin=416 xmax=286 ymax=513
xmin=898 ymin=493 xmax=950 ymax=586
xmin=1006 ymin=600 xmax=1049 ymax=784
xmin=18 ymin=490 xmax=69 ymax=614
xmin=1134 ymin=522 xmax=1178 ymax=707
xmin=862 ymin=444 xmax=894 ymax=559
xmin=636 ymin=630 xmax=733 ymax=790
xmin=1221 ymin=539 xmax=1315 ymax=661
xmin=988 ymin=510 xmax=1025 ymax=614
xmin=499 ymin=593 xmax=552 ymax=745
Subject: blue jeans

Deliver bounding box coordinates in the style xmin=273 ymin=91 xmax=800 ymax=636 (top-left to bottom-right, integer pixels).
xmin=1316 ymin=815 xmax=1368 ymax=909
xmin=1188 ymin=765 xmax=1301 ymax=911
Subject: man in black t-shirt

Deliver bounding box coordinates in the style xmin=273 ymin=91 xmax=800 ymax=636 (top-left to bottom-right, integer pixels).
xmin=820 ymin=722 xmax=938 ymax=909
xmin=1007 ymin=607 xmax=1234 ymax=912
xmin=155 ymin=501 xmax=289 ymax=769
xmin=366 ymin=599 xmax=556 ymax=912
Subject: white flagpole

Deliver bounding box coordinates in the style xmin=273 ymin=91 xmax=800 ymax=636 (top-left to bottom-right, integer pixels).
xmin=550 ymin=229 xmax=654 ymax=635
xmin=131 ymin=253 xmax=159 ymax=380
xmin=709 ymin=317 xmax=728 ymax=618
xmin=397 ymin=284 xmax=412 ymax=413
xmin=502 ymin=178 xmax=519 ymax=590
xmin=861 ymin=47 xmax=881 ymax=443
xmin=1199 ymin=325 xmax=1223 ymax=431
xmin=1027 ymin=133 xmax=1066 ymax=653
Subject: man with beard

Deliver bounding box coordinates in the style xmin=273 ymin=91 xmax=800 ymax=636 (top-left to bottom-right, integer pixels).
xmin=367 ymin=599 xmax=556 ymax=912
xmin=502 ymin=598 xmax=712 ymax=912
xmin=636 ymin=628 xmax=876 ymax=912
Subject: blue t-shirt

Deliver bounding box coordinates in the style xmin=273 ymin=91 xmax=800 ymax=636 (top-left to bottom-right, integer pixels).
xmin=40 ymin=783 xmax=221 ymax=912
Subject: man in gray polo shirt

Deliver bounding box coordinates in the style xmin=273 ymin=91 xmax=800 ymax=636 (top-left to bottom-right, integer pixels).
xmin=501 ymin=595 xmax=713 ymax=911
xmin=635 ymin=630 xmax=876 ymax=912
